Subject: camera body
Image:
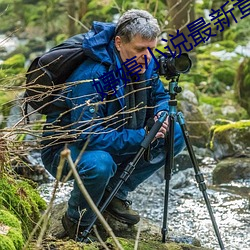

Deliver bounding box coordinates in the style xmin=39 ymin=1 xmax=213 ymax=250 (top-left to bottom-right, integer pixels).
xmin=158 ymin=52 xmax=192 ymax=79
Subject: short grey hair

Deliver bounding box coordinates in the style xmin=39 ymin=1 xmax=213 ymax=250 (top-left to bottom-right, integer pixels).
xmin=115 ymin=9 xmax=160 ymax=43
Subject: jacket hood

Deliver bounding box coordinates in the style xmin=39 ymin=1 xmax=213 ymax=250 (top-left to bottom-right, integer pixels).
xmin=82 ymin=21 xmax=116 ymax=65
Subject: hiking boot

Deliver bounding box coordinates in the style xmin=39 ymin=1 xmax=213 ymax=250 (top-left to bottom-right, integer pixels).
xmin=61 ymin=213 xmax=97 ymax=243
xmin=105 ymin=196 xmax=140 ymax=225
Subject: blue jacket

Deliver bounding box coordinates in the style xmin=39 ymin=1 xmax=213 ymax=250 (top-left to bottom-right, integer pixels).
xmin=44 ymin=21 xmax=170 ymax=156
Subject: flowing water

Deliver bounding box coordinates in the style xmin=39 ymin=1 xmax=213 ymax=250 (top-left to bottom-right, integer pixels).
xmin=38 ymin=156 xmax=250 ymax=250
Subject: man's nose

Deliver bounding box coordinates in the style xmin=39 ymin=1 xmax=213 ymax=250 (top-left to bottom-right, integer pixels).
xmin=144 ymin=49 xmax=151 ymax=61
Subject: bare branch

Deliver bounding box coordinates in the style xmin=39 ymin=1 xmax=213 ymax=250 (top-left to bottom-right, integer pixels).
xmin=63 ymin=148 xmax=124 ymax=250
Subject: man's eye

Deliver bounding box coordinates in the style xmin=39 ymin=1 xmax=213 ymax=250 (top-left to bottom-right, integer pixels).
xmin=137 ymin=48 xmax=145 ymax=52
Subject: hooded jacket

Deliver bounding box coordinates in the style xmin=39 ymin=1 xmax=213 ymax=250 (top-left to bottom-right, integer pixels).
xmin=43 ymin=21 xmax=170 ymax=156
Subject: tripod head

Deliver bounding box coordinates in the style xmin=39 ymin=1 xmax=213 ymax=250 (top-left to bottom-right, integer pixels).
xmin=168 ymin=76 xmax=182 ymax=100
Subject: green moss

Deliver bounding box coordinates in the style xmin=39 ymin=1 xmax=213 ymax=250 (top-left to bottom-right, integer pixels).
xmin=1 ymin=54 xmax=25 ymax=69
xmin=199 ymin=95 xmax=224 ymax=107
xmin=213 ymin=120 xmax=250 ymax=133
xmin=209 ymin=120 xmax=250 ymax=150
xmin=106 ymin=237 xmax=208 ymax=250
xmin=0 ymin=209 xmax=21 ymax=229
xmin=0 ymin=209 xmax=24 ymax=249
xmin=0 ymin=235 xmax=16 ymax=250
xmin=7 ymin=228 xmax=24 ymax=249
xmin=213 ymin=67 xmax=235 ymax=86
xmin=0 ymin=175 xmax=47 ymax=239
xmin=217 ymin=40 xmax=237 ymax=52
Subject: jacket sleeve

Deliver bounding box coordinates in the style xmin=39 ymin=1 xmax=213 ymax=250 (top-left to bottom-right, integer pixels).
xmin=65 ymin=62 xmax=146 ymax=156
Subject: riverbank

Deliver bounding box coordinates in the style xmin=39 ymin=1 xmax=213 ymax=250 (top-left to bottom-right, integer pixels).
xmin=38 ymin=155 xmax=250 ymax=250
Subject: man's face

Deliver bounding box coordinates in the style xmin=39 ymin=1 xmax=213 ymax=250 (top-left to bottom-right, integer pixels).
xmin=115 ymin=35 xmax=157 ymax=74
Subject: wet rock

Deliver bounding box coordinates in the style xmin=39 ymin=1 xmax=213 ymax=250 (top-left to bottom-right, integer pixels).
xmin=170 ymin=168 xmax=193 ymax=189
xmin=213 ymin=157 xmax=250 ymax=184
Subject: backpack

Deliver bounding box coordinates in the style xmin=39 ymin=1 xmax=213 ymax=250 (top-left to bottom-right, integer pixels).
xmin=24 ymin=34 xmax=87 ymax=115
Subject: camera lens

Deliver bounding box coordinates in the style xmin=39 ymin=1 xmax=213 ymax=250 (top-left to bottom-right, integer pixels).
xmin=175 ymin=53 xmax=192 ymax=73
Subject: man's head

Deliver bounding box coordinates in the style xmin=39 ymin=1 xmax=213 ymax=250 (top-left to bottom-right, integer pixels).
xmin=115 ymin=9 xmax=160 ymax=73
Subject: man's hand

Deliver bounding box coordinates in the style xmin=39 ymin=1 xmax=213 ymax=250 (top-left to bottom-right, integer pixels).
xmin=154 ymin=111 xmax=169 ymax=139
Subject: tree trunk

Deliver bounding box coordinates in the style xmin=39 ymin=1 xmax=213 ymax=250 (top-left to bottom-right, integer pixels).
xmin=67 ymin=0 xmax=77 ymax=36
xmin=166 ymin=0 xmax=196 ymax=60
xmin=78 ymin=0 xmax=88 ymax=20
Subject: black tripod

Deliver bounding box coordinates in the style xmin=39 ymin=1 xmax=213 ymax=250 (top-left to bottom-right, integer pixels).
xmin=161 ymin=77 xmax=225 ymax=249
xmin=82 ymin=77 xmax=225 ymax=249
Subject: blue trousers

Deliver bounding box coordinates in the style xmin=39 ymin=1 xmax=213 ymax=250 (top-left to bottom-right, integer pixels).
xmin=41 ymin=123 xmax=185 ymax=226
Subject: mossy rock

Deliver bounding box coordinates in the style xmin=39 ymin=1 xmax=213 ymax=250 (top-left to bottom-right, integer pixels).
xmin=0 ymin=174 xmax=47 ymax=239
xmin=199 ymin=92 xmax=249 ymax=122
xmin=209 ymin=120 xmax=250 ymax=160
xmin=0 ymin=209 xmax=24 ymax=250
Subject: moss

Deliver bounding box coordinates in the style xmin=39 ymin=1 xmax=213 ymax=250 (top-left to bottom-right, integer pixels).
xmin=199 ymin=91 xmax=249 ymax=122
xmin=0 ymin=235 xmax=16 ymax=250
xmin=0 ymin=209 xmax=24 ymax=249
xmin=1 ymin=54 xmax=25 ymax=69
xmin=217 ymin=40 xmax=237 ymax=52
xmin=213 ymin=67 xmax=235 ymax=86
xmin=209 ymin=120 xmax=250 ymax=151
xmin=0 ymin=174 xmax=47 ymax=239
xmin=0 ymin=209 xmax=21 ymax=229
xmin=106 ymin=237 xmax=209 ymax=250
xmin=7 ymin=228 xmax=24 ymax=249
xmin=199 ymin=95 xmax=224 ymax=107
xmin=213 ymin=120 xmax=250 ymax=133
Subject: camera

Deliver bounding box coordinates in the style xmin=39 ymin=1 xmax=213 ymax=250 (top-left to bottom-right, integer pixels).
xmin=158 ymin=52 xmax=192 ymax=79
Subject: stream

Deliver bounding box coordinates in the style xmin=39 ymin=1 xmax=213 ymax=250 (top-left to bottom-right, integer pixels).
xmin=38 ymin=155 xmax=250 ymax=250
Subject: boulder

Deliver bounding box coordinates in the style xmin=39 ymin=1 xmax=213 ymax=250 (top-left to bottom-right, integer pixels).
xmin=213 ymin=157 xmax=250 ymax=184
xmin=42 ymin=201 xmax=211 ymax=250
xmin=209 ymin=120 xmax=250 ymax=160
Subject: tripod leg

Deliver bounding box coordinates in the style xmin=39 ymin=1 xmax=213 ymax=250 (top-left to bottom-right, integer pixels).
xmin=162 ymin=114 xmax=175 ymax=243
xmin=177 ymin=112 xmax=225 ymax=250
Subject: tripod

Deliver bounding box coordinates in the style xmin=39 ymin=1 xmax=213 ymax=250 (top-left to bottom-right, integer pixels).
xmin=82 ymin=77 xmax=225 ymax=249
xmin=162 ymin=76 xmax=225 ymax=249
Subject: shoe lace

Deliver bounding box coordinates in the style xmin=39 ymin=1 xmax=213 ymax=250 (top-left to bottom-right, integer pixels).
xmin=123 ymin=199 xmax=132 ymax=209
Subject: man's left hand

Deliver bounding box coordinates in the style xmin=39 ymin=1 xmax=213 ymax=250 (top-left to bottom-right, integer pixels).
xmin=154 ymin=111 xmax=169 ymax=139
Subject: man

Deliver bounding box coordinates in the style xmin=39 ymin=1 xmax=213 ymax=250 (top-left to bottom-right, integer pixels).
xmin=41 ymin=9 xmax=185 ymax=241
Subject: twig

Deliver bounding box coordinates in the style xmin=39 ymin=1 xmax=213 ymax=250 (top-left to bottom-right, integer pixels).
xmin=61 ymin=148 xmax=124 ymax=250
xmin=68 ymin=14 xmax=90 ymax=31
xmin=93 ymin=225 xmax=110 ymax=250
xmin=134 ymin=220 xmax=142 ymax=250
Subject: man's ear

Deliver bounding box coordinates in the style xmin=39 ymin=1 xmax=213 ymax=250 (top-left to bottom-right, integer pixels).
xmin=115 ymin=36 xmax=122 ymax=51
